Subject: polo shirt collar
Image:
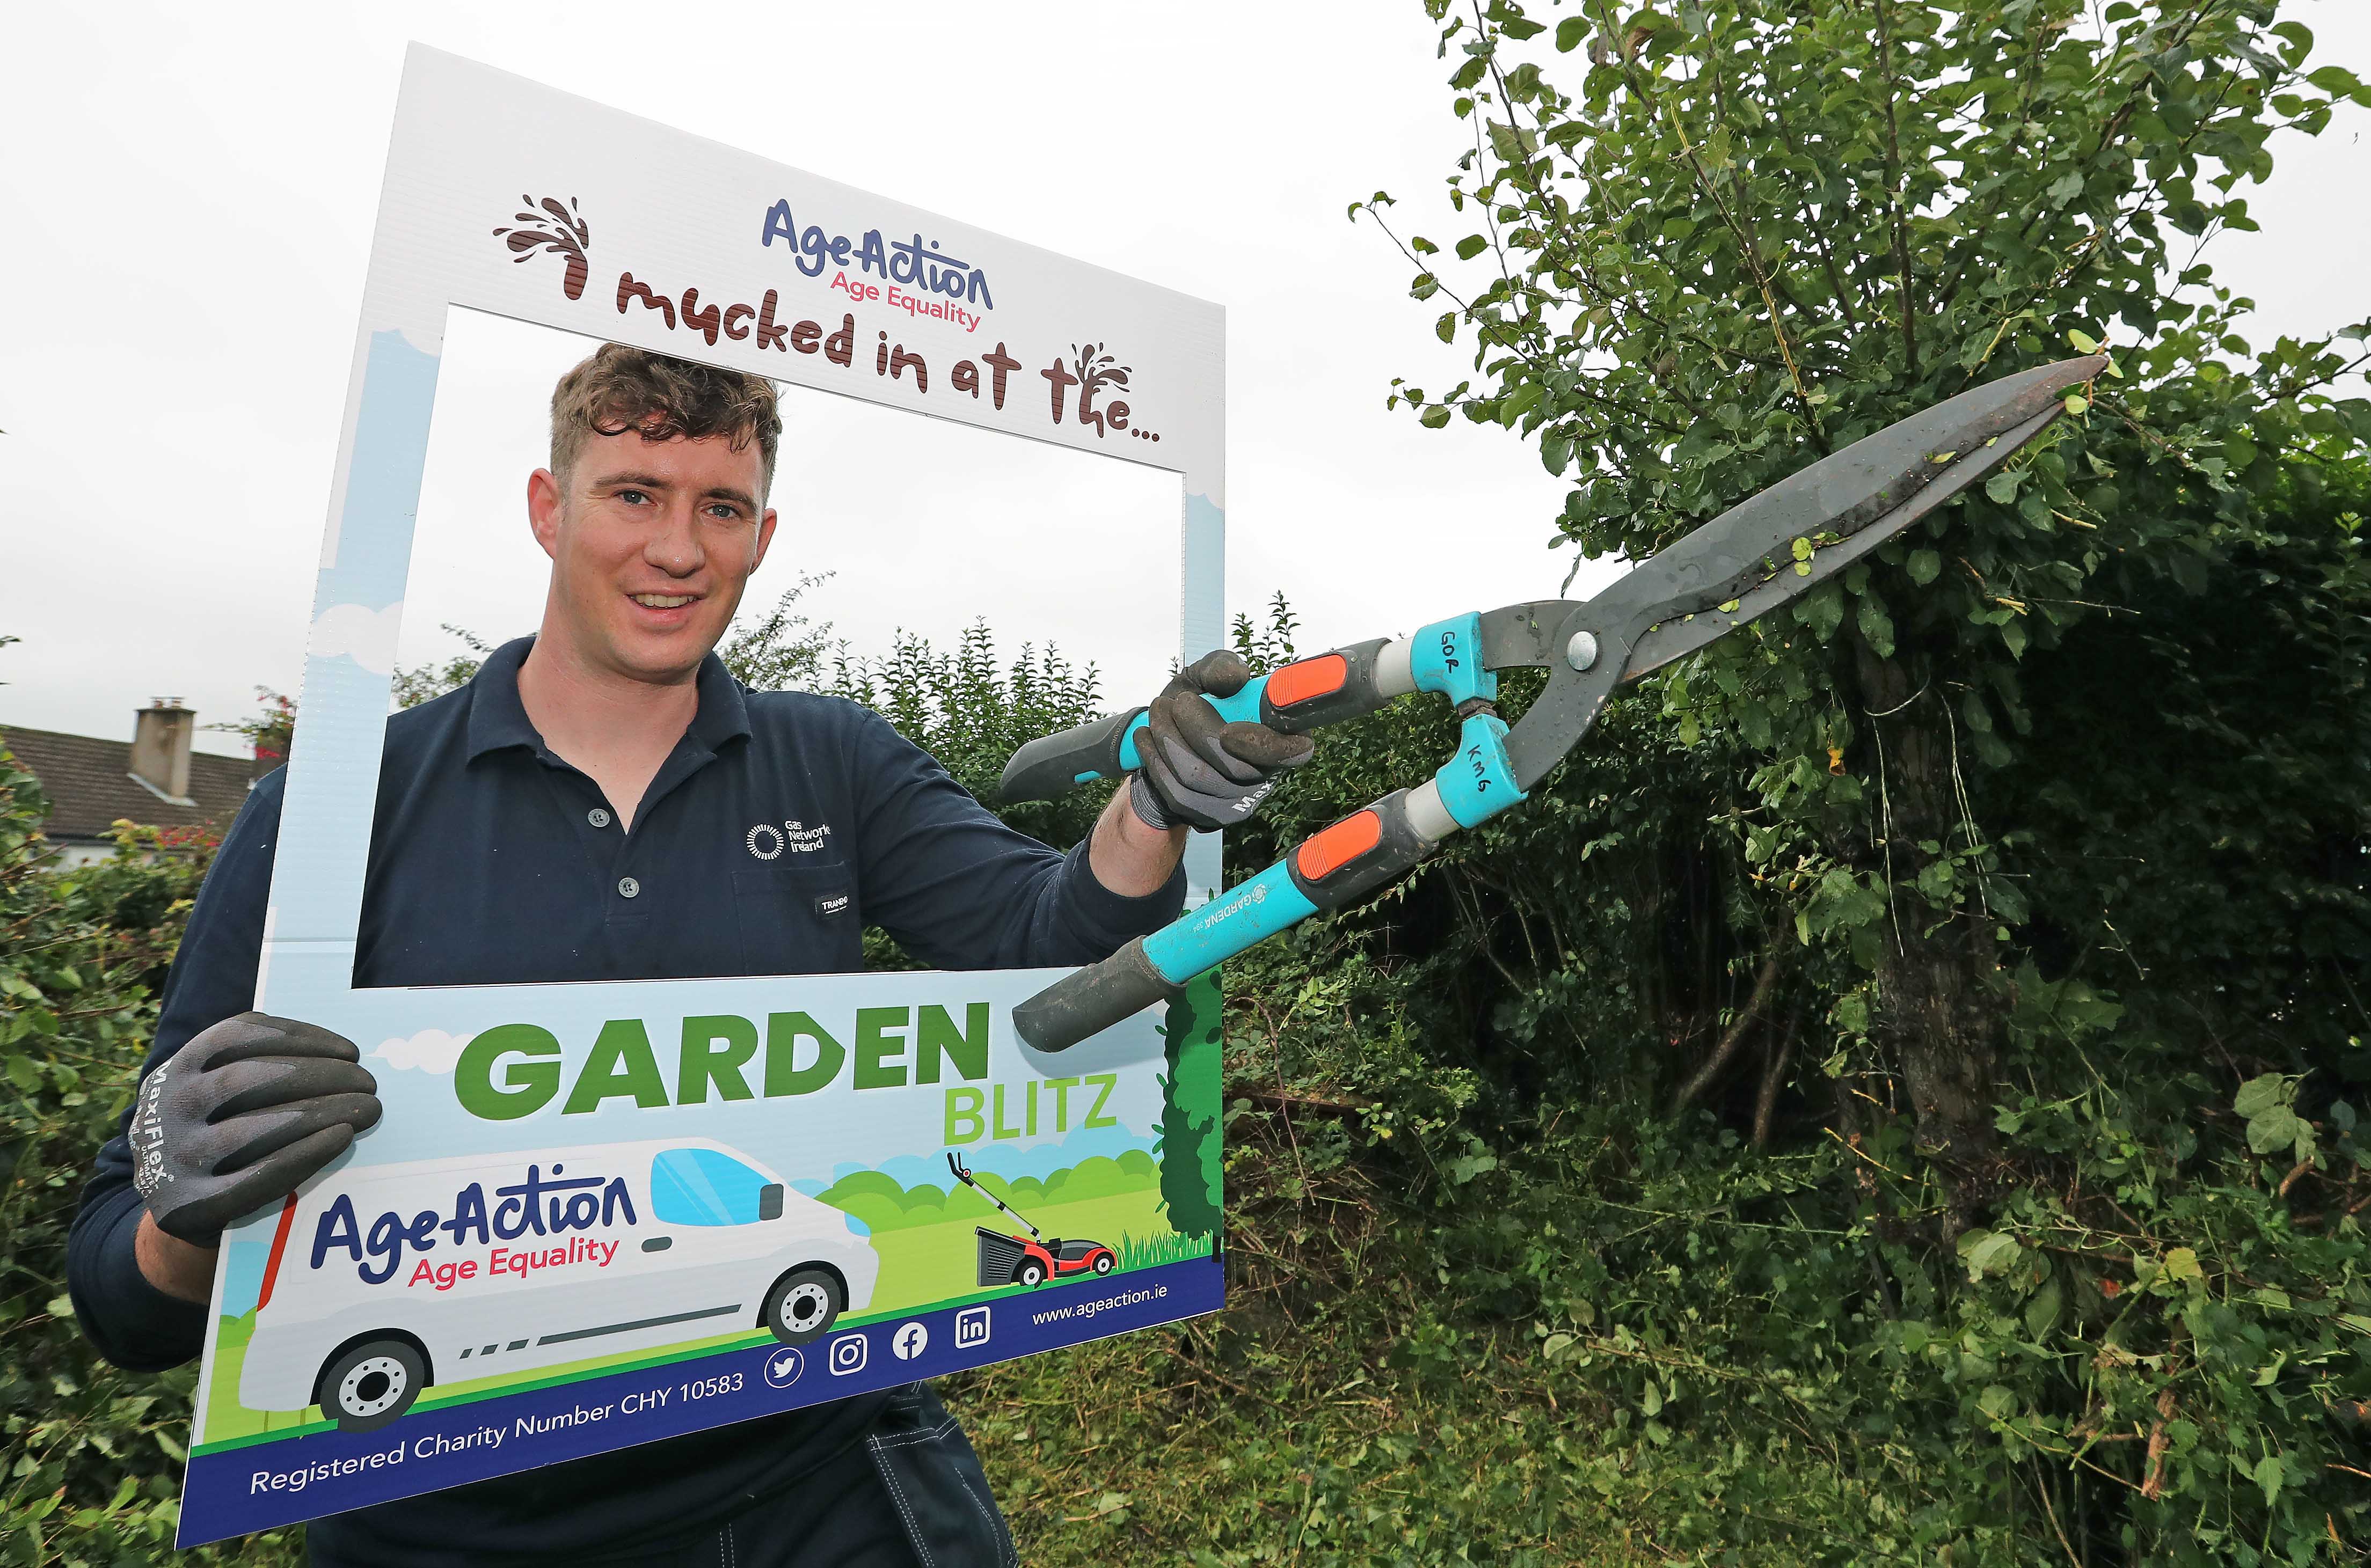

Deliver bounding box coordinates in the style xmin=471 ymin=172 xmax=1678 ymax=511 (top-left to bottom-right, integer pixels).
xmin=464 ymin=636 xmax=751 ymax=763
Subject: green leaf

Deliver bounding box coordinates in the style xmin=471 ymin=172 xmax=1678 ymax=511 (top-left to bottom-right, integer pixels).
xmin=1985 ymin=468 xmax=2024 ymax=505
xmin=2063 ymin=394 xmax=2088 ymax=416
xmin=2024 ymin=1279 xmax=2062 ymax=1338
xmin=1436 ymin=311 xmax=1460 ymax=344
xmin=2246 ymin=1107 xmax=2303 ymax=1155
xmin=1856 ymin=597 xmax=1895 ymax=658
xmin=2252 ymin=1452 xmax=2282 ymax=1507
xmin=1455 ymin=235 xmax=1490 ymax=261
xmin=1958 ymin=1229 xmax=2020 ymax=1280
xmin=1978 ymin=1384 xmax=2017 ymax=1419
xmin=2067 ymin=328 xmax=2099 ymax=354
xmin=1907 ymin=548 xmax=1942 ymax=586
xmin=1555 ymin=16 xmax=1588 ymax=51
xmin=2233 ymin=1074 xmax=2287 ymax=1118
xmin=2162 ymin=1247 xmax=2202 ymax=1284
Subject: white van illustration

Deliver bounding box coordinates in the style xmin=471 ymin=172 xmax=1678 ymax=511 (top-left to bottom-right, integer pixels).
xmin=239 ymin=1139 xmax=878 ymax=1432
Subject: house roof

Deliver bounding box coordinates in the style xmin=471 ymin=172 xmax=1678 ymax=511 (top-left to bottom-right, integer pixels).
xmin=1 ymin=726 xmax=266 ymax=843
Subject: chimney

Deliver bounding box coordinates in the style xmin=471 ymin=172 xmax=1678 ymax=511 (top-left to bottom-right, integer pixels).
xmin=129 ymin=698 xmax=195 ymax=806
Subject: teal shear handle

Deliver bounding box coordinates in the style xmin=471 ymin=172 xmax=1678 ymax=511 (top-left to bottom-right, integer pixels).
xmin=1011 ymin=617 xmax=1533 ymax=1052
xmin=996 ymin=638 xmax=1410 ymax=805
xmin=1012 ymin=710 xmax=1531 ymax=1052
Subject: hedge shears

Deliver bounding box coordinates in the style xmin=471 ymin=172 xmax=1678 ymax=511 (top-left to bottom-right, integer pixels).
xmin=998 ymin=356 xmax=2104 ymax=1052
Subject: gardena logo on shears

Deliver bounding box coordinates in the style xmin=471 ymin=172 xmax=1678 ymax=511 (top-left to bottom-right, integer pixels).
xmin=760 ymin=200 xmax=994 ymax=331
xmin=1193 ymin=881 xmax=1270 ymax=934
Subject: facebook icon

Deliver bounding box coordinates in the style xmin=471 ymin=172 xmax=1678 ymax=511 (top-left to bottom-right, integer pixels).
xmin=891 ymin=1321 xmax=929 ymax=1361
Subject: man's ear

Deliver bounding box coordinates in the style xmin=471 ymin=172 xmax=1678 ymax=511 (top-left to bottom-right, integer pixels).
xmin=527 ymin=468 xmax=564 ymax=560
xmin=749 ymin=507 xmax=779 ymax=575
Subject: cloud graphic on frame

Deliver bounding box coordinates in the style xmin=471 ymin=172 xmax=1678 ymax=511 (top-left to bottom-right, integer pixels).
xmin=311 ymin=601 xmax=404 ymax=676
xmin=372 ymin=1029 xmax=472 ymax=1075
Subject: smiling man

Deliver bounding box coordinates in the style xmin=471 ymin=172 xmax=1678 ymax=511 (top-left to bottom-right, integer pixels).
xmin=69 ymin=346 xmax=1311 ymax=1566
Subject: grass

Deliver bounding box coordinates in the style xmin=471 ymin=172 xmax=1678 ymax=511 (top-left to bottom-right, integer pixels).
xmin=938 ymin=1113 xmax=1659 ymax=1567
xmin=1113 ymin=1229 xmax=1215 ymax=1270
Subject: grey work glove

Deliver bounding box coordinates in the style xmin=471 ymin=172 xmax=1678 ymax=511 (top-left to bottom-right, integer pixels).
xmin=129 ymin=1012 xmax=382 ymax=1247
xmin=1130 ymin=650 xmax=1316 ymax=833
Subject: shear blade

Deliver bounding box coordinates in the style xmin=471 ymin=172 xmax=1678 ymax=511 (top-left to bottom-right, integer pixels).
xmin=1499 ymin=355 xmax=2102 ymax=788
xmin=1609 ymin=355 xmax=2103 ymax=635
xmin=1623 ymin=398 xmax=2062 ymax=678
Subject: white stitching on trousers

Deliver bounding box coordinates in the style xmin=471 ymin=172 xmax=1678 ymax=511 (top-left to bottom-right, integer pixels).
xmin=869 ymin=1417 xmax=959 ymax=1452
xmin=868 ymin=1434 xmax=936 ymax=1568
xmin=951 ymin=1462 xmax=1015 ymax=1568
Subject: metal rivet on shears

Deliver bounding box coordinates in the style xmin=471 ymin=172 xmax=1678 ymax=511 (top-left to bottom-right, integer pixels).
xmin=1565 ymin=631 xmax=1600 ymax=672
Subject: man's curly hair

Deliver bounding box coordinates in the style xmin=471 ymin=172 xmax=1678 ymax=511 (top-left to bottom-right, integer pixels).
xmin=550 ymin=344 xmax=783 ymax=498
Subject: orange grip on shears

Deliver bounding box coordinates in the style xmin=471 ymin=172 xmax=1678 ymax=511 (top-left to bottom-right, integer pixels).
xmin=1294 ymin=809 xmax=1382 ymax=882
xmin=1266 ymin=653 xmax=1348 ymax=710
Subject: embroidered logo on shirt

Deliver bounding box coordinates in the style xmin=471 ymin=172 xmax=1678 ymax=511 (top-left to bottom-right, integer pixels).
xmin=747 ymin=820 xmax=835 ymax=861
xmin=814 ymin=892 xmax=851 ymax=918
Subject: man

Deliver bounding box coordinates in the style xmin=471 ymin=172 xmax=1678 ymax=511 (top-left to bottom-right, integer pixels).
xmin=68 ymin=345 xmax=1310 ymax=1565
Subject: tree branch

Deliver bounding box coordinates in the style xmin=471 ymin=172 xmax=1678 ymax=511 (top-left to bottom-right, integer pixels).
xmin=1672 ymin=954 xmax=1785 ymax=1113
xmin=1872 ymin=0 xmax=1921 ymax=375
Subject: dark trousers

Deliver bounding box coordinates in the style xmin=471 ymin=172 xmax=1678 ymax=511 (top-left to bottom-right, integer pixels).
xmin=666 ymin=1384 xmax=1016 ymax=1568
xmin=312 ymin=1386 xmax=1016 ymax=1568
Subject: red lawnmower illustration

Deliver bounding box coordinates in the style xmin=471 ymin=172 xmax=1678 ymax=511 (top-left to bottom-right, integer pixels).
xmin=949 ymin=1153 xmax=1116 ymax=1288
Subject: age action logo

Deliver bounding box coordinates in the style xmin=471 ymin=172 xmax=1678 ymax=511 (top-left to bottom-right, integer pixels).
xmin=759 ymin=200 xmax=990 ymax=333
xmin=492 ymin=196 xmax=1165 ymax=446
xmin=310 ymin=1162 xmax=637 ymax=1289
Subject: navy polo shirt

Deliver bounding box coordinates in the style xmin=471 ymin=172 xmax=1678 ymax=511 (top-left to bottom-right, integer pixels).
xmin=68 ymin=636 xmax=1184 ymax=1563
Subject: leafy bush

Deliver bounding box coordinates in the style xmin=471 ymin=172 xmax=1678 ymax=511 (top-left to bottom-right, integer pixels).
xmin=0 ymin=751 xmax=301 ymax=1565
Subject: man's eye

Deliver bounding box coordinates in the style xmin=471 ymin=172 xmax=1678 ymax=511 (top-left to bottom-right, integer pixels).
xmin=705 ymin=503 xmax=742 ymax=521
xmin=616 ymin=488 xmax=650 ymax=505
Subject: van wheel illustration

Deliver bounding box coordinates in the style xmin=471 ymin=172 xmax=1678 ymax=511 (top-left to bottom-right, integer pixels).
xmin=762 ymin=1266 xmax=845 ymax=1346
xmin=317 ymin=1336 xmax=429 ymax=1433
xmin=1016 ymin=1259 xmax=1047 ymax=1288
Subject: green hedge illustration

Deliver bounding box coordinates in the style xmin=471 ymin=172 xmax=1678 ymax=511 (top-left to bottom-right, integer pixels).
xmin=818 ymin=1150 xmax=1157 ymax=1234
xmin=1154 ymin=970 xmax=1223 ymax=1239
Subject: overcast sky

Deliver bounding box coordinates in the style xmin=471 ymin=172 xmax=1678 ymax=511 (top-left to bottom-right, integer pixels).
xmin=3 ymin=2 xmax=2365 ymax=756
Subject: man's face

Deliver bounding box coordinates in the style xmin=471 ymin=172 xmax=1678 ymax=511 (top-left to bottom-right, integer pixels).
xmin=527 ymin=426 xmax=777 ymax=685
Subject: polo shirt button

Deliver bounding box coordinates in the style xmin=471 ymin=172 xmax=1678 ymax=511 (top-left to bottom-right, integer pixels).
xmin=588 ymin=808 xmax=612 ymax=829
xmin=617 ymin=876 xmax=640 ymax=899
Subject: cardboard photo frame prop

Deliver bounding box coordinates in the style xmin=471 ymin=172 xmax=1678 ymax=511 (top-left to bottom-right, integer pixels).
xmin=179 ymin=46 xmax=1227 ymax=1547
